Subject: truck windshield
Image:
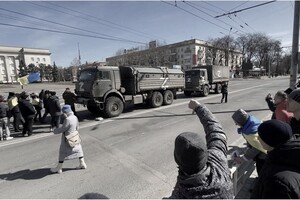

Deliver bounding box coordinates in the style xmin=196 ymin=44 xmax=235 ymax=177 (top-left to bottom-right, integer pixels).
xmin=79 ymin=70 xmax=96 ymax=81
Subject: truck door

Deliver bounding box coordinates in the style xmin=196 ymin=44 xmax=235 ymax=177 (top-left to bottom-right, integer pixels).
xmin=93 ymin=70 xmax=112 ymax=98
xmin=76 ymin=69 xmax=97 ymax=98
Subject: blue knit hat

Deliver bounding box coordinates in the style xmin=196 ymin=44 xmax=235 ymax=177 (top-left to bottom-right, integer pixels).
xmin=62 ymin=105 xmax=72 ymax=113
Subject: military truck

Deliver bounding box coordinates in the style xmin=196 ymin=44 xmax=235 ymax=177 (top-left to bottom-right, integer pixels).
xmin=75 ymin=65 xmax=184 ymax=118
xmin=184 ymin=65 xmax=229 ymax=97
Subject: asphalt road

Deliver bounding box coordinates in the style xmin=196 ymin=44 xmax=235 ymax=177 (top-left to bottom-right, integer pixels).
xmin=0 ymin=77 xmax=289 ymax=198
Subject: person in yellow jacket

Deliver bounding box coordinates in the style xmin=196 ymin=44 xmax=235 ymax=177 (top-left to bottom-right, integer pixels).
xmin=7 ymin=92 xmax=23 ymax=132
xmin=30 ymin=93 xmax=43 ymax=122
xmin=232 ymin=109 xmax=267 ymax=176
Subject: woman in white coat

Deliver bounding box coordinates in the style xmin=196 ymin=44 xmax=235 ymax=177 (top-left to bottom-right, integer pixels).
xmin=50 ymin=104 xmax=87 ymax=174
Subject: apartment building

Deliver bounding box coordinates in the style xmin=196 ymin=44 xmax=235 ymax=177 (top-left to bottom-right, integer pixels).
xmin=0 ymin=46 xmax=51 ymax=83
xmin=106 ymin=39 xmax=243 ymax=71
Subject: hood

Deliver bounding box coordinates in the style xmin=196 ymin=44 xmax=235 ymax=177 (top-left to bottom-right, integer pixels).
xmin=241 ymin=115 xmax=262 ymax=134
xmin=49 ymin=95 xmax=58 ymax=101
xmin=268 ymin=139 xmax=300 ymax=169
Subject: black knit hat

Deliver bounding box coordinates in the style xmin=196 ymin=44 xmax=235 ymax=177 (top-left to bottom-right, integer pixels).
xmin=258 ymin=120 xmax=292 ymax=148
xmin=288 ymin=88 xmax=300 ymax=104
xmin=174 ymin=132 xmax=207 ymax=175
xmin=232 ymin=109 xmax=249 ymax=126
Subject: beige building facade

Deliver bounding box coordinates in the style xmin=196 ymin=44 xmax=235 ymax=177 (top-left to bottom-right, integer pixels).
xmin=0 ymin=46 xmax=51 ymax=83
xmin=106 ymin=39 xmax=243 ymax=71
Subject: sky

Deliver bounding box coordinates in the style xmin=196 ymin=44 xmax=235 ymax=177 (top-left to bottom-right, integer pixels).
xmin=0 ymin=1 xmax=295 ymax=67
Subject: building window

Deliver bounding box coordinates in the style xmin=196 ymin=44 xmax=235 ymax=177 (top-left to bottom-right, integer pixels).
xmin=37 ymin=58 xmax=40 ymax=62
xmin=31 ymin=57 xmax=34 ymax=61
xmin=43 ymin=58 xmax=46 ymax=62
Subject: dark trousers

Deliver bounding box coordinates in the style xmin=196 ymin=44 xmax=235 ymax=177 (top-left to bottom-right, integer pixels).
xmin=221 ymin=93 xmax=228 ymax=103
xmin=255 ymin=157 xmax=265 ymax=176
xmin=51 ymin=115 xmax=61 ymax=129
xmin=22 ymin=117 xmax=34 ymax=136
xmin=11 ymin=110 xmax=23 ymax=131
xmin=34 ymin=108 xmax=42 ymax=122
xmin=41 ymin=109 xmax=49 ymax=122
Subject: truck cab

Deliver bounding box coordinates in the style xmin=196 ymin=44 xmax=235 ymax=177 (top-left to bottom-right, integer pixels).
xmin=184 ymin=68 xmax=210 ymax=96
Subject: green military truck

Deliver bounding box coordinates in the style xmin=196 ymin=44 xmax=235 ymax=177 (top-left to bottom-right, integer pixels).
xmin=184 ymin=65 xmax=229 ymax=97
xmin=75 ymin=65 xmax=184 ymax=118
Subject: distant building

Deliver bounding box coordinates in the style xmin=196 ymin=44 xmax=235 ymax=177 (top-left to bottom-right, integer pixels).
xmin=106 ymin=39 xmax=243 ymax=71
xmin=0 ymin=46 xmax=51 ymax=83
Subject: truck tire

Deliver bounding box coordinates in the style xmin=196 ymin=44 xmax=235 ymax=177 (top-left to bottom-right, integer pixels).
xmin=163 ymin=90 xmax=174 ymax=105
xmin=184 ymin=91 xmax=192 ymax=96
xmin=105 ymin=96 xmax=124 ymax=118
xmin=202 ymin=85 xmax=210 ymax=97
xmin=215 ymin=83 xmax=222 ymax=94
xmin=87 ymin=104 xmax=101 ymax=115
xmin=150 ymin=91 xmax=163 ymax=108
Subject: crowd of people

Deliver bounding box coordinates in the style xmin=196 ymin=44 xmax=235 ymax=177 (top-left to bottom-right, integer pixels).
xmin=0 ymin=88 xmax=77 ymax=140
xmin=167 ymin=88 xmax=300 ymax=199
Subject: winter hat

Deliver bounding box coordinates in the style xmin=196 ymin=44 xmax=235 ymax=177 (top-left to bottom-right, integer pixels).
xmin=258 ymin=119 xmax=292 ymax=148
xmin=232 ymin=109 xmax=249 ymax=126
xmin=288 ymin=88 xmax=300 ymax=104
xmin=62 ymin=104 xmax=72 ymax=113
xmin=20 ymin=91 xmax=29 ymax=99
xmin=174 ymin=132 xmax=207 ymax=175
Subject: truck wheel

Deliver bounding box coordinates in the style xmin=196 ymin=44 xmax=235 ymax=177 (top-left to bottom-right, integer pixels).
xmin=184 ymin=91 xmax=192 ymax=96
xmin=202 ymin=85 xmax=210 ymax=97
xmin=215 ymin=83 xmax=222 ymax=94
xmin=87 ymin=104 xmax=101 ymax=115
xmin=105 ymin=96 xmax=124 ymax=118
xmin=150 ymin=91 xmax=163 ymax=108
xmin=163 ymin=90 xmax=174 ymax=105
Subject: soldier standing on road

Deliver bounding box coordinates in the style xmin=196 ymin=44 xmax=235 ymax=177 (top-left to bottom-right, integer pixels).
xmin=62 ymin=88 xmax=77 ymax=116
xmin=0 ymin=95 xmax=13 ymax=140
xmin=48 ymin=91 xmax=61 ymax=132
xmin=221 ymin=82 xmax=228 ymax=103
xmin=167 ymin=99 xmax=233 ymax=199
xmin=18 ymin=92 xmax=36 ymax=137
xmin=50 ymin=104 xmax=87 ymax=174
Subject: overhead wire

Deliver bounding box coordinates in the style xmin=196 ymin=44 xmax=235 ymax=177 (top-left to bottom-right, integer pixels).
xmin=0 ymin=7 xmax=145 ymax=44
xmin=41 ymin=1 xmax=166 ymax=42
xmin=0 ymin=22 xmax=147 ymax=45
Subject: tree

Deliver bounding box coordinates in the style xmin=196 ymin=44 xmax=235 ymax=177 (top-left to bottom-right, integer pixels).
xmin=44 ymin=64 xmax=53 ymax=81
xmin=27 ymin=63 xmax=39 ymax=73
xmin=52 ymin=62 xmax=59 ymax=82
xmin=18 ymin=60 xmax=27 ymax=77
xmin=39 ymin=63 xmax=46 ymax=82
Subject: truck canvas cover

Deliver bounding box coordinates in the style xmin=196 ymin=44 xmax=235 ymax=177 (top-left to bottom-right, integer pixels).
xmin=119 ymin=66 xmax=184 ymax=95
xmin=193 ymin=65 xmax=229 ymax=83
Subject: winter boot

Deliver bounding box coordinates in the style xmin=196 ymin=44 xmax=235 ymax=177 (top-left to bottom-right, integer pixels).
xmin=77 ymin=158 xmax=87 ymax=169
xmin=50 ymin=162 xmax=63 ymax=174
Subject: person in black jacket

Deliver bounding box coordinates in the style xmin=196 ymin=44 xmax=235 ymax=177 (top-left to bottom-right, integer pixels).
xmin=18 ymin=92 xmax=36 ymax=136
xmin=167 ymin=99 xmax=233 ymax=199
xmin=221 ymin=82 xmax=228 ymax=103
xmin=47 ymin=91 xmax=61 ymax=131
xmin=251 ymin=119 xmax=300 ymax=199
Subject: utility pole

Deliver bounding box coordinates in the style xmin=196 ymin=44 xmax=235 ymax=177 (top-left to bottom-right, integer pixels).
xmin=77 ymin=42 xmax=81 ymax=66
xmin=290 ymin=1 xmax=300 ymax=89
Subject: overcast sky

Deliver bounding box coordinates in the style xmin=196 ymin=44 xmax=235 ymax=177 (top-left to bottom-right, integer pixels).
xmin=0 ymin=1 xmax=295 ymax=67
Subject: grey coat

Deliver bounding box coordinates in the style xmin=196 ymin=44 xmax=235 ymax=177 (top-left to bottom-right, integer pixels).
xmin=53 ymin=112 xmax=84 ymax=161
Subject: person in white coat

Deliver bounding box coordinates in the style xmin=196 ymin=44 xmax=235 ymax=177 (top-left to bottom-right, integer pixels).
xmin=50 ymin=104 xmax=87 ymax=174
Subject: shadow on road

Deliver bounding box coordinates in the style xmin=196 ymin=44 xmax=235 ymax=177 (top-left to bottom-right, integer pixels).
xmin=0 ymin=167 xmax=77 ymax=180
xmin=79 ymin=193 xmax=109 ymax=199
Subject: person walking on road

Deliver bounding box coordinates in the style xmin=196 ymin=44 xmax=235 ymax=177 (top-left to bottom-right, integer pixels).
xmin=167 ymin=99 xmax=233 ymax=199
xmin=221 ymin=82 xmax=228 ymax=103
xmin=0 ymin=95 xmax=13 ymax=140
xmin=41 ymin=90 xmax=50 ymax=123
xmin=31 ymin=93 xmax=42 ymax=122
xmin=50 ymin=104 xmax=87 ymax=174
xmin=232 ymin=109 xmax=267 ymax=176
xmin=251 ymin=119 xmax=300 ymax=199
xmin=48 ymin=91 xmax=61 ymax=132
xmin=18 ymin=92 xmax=36 ymax=137
xmin=287 ymin=88 xmax=300 ymax=138
xmin=62 ymin=88 xmax=77 ymax=116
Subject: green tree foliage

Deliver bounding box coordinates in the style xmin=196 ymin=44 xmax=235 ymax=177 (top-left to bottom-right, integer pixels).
xmin=44 ymin=64 xmax=53 ymax=81
xmin=27 ymin=63 xmax=39 ymax=73
xmin=52 ymin=62 xmax=59 ymax=82
xmin=18 ymin=60 xmax=28 ymax=77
